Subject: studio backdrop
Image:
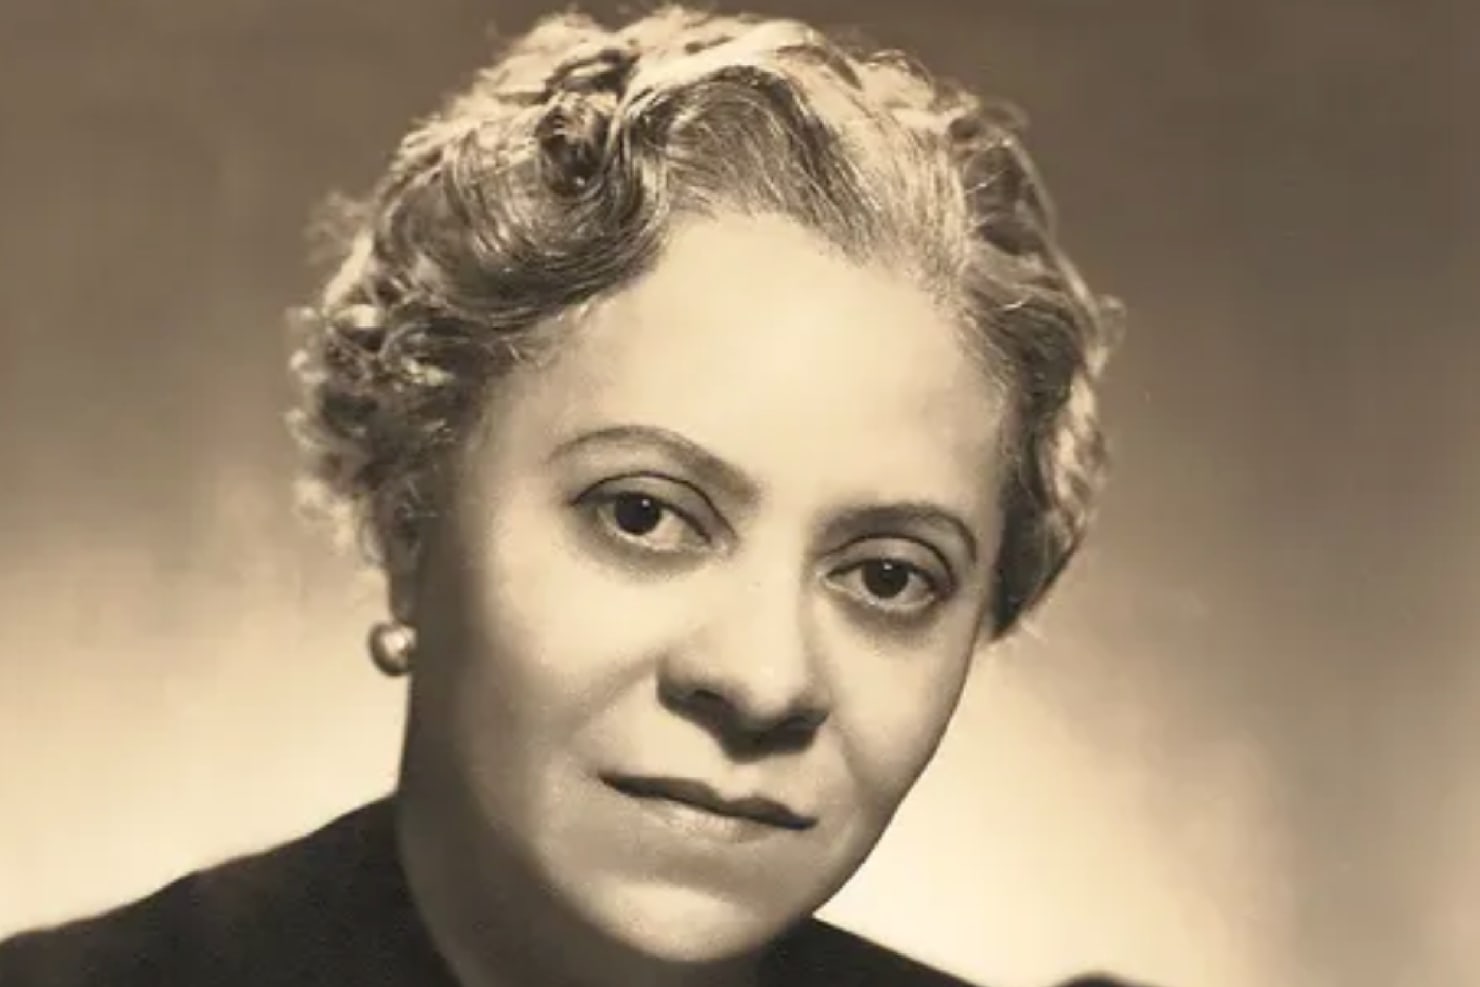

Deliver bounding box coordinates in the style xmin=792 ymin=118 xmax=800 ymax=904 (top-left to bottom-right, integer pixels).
xmin=1 ymin=3 xmax=1476 ymax=987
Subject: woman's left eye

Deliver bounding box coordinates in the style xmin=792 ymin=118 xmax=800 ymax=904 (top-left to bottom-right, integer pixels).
xmin=829 ymin=558 xmax=942 ymax=615
xmin=590 ymin=491 xmax=709 ymax=554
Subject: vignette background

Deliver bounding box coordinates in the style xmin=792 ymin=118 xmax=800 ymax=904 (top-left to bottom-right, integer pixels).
xmin=1 ymin=3 xmax=1476 ymax=986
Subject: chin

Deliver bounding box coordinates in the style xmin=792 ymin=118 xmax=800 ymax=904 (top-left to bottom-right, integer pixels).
xmin=581 ymin=877 xmax=805 ymax=964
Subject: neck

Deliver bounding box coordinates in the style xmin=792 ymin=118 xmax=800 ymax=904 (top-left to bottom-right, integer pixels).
xmin=392 ymin=782 xmax=766 ymax=987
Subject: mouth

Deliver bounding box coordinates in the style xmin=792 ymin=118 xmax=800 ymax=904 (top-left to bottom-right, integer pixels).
xmin=602 ymin=774 xmax=816 ymax=832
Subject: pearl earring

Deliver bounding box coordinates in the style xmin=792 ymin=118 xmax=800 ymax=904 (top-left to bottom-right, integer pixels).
xmin=368 ymin=620 xmax=417 ymax=678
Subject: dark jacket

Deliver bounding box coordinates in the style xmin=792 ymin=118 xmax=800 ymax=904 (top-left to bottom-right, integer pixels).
xmin=0 ymin=801 xmax=1143 ymax=987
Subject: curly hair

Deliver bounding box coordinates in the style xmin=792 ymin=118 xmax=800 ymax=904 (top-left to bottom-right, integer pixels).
xmin=288 ymin=4 xmax=1120 ymax=639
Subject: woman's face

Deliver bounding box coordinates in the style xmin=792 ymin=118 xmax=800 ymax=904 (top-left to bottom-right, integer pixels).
xmin=400 ymin=213 xmax=1010 ymax=966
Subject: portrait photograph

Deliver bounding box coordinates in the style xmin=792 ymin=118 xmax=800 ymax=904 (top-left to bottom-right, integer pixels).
xmin=0 ymin=3 xmax=1474 ymax=987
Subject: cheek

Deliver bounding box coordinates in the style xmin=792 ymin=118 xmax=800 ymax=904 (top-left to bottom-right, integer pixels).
xmin=454 ymin=492 xmax=706 ymax=721
xmin=822 ymin=621 xmax=976 ymax=810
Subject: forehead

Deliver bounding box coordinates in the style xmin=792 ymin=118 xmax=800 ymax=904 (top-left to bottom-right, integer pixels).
xmin=513 ymin=213 xmax=1007 ymax=511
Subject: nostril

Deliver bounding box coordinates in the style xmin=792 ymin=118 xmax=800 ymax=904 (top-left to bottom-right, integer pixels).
xmin=679 ymin=685 xmax=730 ymax=716
xmin=770 ymin=709 xmax=828 ymax=747
xmin=787 ymin=706 xmax=829 ymax=734
xmin=658 ymin=680 xmax=736 ymax=729
xmin=726 ymin=710 xmax=825 ymax=758
xmin=659 ymin=676 xmax=828 ymax=755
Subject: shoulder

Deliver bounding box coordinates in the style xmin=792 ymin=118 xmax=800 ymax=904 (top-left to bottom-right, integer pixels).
xmin=0 ymin=800 xmax=442 ymax=987
xmin=766 ymin=920 xmax=978 ymax=986
xmin=766 ymin=921 xmax=1155 ymax=987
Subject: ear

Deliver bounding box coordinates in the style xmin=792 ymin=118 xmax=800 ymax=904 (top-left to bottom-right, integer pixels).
xmin=374 ymin=489 xmax=426 ymax=627
xmin=374 ymin=463 xmax=458 ymax=629
xmin=382 ymin=526 xmax=421 ymax=626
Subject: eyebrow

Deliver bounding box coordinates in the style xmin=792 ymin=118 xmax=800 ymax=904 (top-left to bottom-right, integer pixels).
xmin=546 ymin=423 xmax=762 ymax=504
xmin=828 ymin=503 xmax=981 ymax=566
xmin=548 ymin=423 xmax=981 ymax=564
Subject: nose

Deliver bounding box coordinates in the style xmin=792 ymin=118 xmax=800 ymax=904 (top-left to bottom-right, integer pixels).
xmin=658 ymin=566 xmax=831 ymax=755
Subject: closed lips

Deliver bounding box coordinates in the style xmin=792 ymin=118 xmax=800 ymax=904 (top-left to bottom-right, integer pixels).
xmin=603 ymin=775 xmax=816 ymax=831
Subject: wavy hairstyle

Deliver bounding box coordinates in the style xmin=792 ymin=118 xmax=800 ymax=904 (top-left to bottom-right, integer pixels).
xmin=289 ymin=4 xmax=1120 ymax=638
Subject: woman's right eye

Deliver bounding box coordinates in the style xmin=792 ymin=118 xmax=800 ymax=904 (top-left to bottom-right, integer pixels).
xmin=585 ymin=489 xmax=711 ymax=555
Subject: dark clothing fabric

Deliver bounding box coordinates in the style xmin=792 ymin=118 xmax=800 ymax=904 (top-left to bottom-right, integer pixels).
xmin=0 ymin=801 xmax=1140 ymax=987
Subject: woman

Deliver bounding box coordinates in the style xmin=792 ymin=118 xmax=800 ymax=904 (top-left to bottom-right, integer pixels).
xmin=0 ymin=6 xmax=1134 ymax=986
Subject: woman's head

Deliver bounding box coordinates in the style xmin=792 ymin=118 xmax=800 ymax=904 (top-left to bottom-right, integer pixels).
xmin=289 ymin=4 xmax=1116 ymax=977
xmin=293 ymin=5 xmax=1113 ymax=640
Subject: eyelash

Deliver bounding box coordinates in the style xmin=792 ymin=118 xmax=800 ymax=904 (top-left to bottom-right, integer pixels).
xmin=574 ymin=480 xmax=954 ymax=619
xmin=826 ymin=558 xmax=946 ymax=618
xmin=577 ymin=481 xmax=715 ymax=557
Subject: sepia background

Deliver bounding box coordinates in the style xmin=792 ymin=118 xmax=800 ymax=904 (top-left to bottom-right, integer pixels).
xmin=1 ymin=2 xmax=1476 ymax=986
